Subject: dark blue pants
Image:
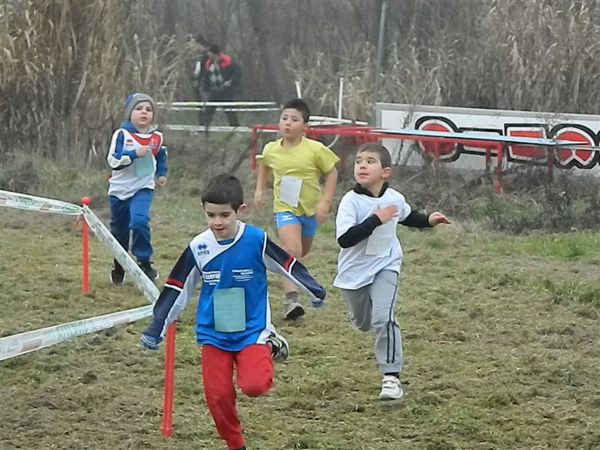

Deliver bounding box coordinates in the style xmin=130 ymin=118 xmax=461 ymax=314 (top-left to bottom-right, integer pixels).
xmin=109 ymin=189 xmax=154 ymax=263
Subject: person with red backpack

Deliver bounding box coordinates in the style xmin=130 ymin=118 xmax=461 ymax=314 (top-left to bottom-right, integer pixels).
xmin=198 ymin=44 xmax=241 ymax=127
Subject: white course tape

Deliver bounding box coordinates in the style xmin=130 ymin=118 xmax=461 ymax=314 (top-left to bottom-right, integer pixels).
xmin=0 ymin=190 xmax=82 ymax=215
xmin=82 ymin=206 xmax=160 ymax=304
xmin=0 ymin=305 xmax=153 ymax=361
xmin=0 ymin=191 xmax=161 ymax=361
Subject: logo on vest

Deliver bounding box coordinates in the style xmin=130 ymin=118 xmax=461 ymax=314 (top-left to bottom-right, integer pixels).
xmin=202 ymin=270 xmax=220 ymax=284
xmin=232 ymin=268 xmax=253 ymax=282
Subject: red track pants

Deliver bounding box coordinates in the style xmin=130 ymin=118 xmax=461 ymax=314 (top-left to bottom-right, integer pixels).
xmin=202 ymin=344 xmax=274 ymax=450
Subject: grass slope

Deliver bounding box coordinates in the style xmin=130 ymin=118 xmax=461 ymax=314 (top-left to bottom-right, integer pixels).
xmin=1 ymin=189 xmax=599 ymax=450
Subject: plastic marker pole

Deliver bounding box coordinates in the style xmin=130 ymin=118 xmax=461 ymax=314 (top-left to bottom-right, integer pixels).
xmin=338 ymin=77 xmax=344 ymax=120
xmin=295 ymin=80 xmax=302 ymax=98
xmin=81 ymin=197 xmax=91 ymax=295
xmin=161 ymin=323 xmax=176 ymax=437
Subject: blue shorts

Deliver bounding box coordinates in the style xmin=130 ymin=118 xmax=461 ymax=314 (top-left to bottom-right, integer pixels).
xmin=274 ymin=212 xmax=318 ymax=238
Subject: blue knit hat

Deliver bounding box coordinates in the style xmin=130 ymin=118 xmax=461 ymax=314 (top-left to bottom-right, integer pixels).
xmin=124 ymin=93 xmax=156 ymax=121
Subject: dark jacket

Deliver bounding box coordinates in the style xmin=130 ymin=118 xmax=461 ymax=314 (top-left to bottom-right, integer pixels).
xmin=200 ymin=52 xmax=241 ymax=100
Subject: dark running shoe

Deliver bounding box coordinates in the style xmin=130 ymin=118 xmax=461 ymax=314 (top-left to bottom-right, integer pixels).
xmin=110 ymin=260 xmax=125 ymax=285
xmin=284 ymin=301 xmax=305 ymax=320
xmin=139 ymin=261 xmax=159 ymax=280
xmin=267 ymin=332 xmax=289 ymax=363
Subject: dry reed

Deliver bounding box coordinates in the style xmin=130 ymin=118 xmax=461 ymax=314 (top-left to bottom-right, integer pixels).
xmin=3 ymin=0 xmax=600 ymax=163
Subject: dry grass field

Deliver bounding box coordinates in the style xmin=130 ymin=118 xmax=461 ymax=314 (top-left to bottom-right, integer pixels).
xmin=1 ymin=158 xmax=599 ymax=449
xmin=3 ymin=1 xmax=600 ymax=448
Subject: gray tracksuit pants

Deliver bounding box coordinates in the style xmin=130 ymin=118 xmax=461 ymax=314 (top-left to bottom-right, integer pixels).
xmin=340 ymin=270 xmax=402 ymax=375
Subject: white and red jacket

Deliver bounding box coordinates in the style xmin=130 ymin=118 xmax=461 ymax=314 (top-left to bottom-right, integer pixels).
xmin=106 ymin=121 xmax=168 ymax=200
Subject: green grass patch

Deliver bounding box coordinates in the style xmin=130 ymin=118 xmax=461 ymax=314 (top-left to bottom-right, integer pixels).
xmin=1 ymin=157 xmax=600 ymax=449
xmin=483 ymin=232 xmax=600 ymax=259
xmin=543 ymin=279 xmax=600 ymax=308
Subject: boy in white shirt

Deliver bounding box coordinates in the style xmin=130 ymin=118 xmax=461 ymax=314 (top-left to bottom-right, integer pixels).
xmin=334 ymin=143 xmax=450 ymax=401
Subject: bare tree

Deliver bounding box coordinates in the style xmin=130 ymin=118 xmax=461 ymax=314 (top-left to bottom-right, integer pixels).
xmin=244 ymin=0 xmax=294 ymax=102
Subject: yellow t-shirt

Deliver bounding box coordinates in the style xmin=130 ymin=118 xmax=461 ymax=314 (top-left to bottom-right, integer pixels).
xmin=260 ymin=137 xmax=340 ymax=216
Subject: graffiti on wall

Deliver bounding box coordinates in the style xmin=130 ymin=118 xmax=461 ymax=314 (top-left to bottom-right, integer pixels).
xmin=377 ymin=104 xmax=600 ymax=171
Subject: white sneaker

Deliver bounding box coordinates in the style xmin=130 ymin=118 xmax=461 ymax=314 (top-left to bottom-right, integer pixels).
xmin=379 ymin=375 xmax=404 ymax=401
xmin=267 ymin=332 xmax=289 ymax=363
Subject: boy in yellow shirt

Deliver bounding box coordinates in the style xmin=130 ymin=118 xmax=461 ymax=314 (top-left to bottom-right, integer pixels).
xmin=254 ymin=98 xmax=339 ymax=320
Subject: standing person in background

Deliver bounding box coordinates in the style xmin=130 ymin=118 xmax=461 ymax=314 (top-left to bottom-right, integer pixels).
xmin=334 ymin=143 xmax=450 ymax=401
xmin=192 ymin=33 xmax=210 ymax=105
xmin=254 ymin=98 xmax=339 ymax=321
xmin=199 ymin=44 xmax=241 ymax=127
xmin=106 ymin=93 xmax=168 ymax=283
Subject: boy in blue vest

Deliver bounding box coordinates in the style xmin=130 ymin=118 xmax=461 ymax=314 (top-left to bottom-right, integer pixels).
xmin=107 ymin=93 xmax=168 ymax=283
xmin=334 ymin=143 xmax=450 ymax=401
xmin=141 ymin=174 xmax=325 ymax=450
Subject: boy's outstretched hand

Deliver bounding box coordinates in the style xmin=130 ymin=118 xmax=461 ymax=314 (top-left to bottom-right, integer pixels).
xmin=140 ymin=334 xmax=162 ymax=350
xmin=428 ymin=211 xmax=451 ymax=226
xmin=156 ymin=176 xmax=167 ymax=188
xmin=315 ymin=200 xmax=331 ymax=224
xmin=135 ymin=145 xmax=151 ymax=158
xmin=311 ymin=298 xmax=325 ymax=309
xmin=374 ymin=205 xmax=398 ymax=224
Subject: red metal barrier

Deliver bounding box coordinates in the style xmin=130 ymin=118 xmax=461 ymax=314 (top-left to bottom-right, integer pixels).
xmin=249 ymin=124 xmax=514 ymax=193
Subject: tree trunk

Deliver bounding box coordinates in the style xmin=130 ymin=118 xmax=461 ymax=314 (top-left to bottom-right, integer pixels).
xmin=369 ymin=0 xmax=385 ymax=47
xmin=245 ymin=0 xmax=294 ymax=102
xmin=163 ymin=0 xmax=179 ymax=37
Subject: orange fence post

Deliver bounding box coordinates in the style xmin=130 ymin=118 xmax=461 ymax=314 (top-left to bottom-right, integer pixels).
xmin=81 ymin=197 xmax=90 ymax=295
xmin=161 ymin=323 xmax=177 ymax=438
xmin=495 ymin=144 xmax=503 ymax=195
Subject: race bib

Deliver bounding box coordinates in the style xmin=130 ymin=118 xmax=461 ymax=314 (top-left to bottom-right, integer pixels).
xmin=133 ymin=153 xmax=154 ymax=177
xmin=279 ymin=176 xmax=302 ymax=207
xmin=213 ymin=288 xmax=246 ymax=333
xmin=366 ymin=220 xmax=397 ymax=256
